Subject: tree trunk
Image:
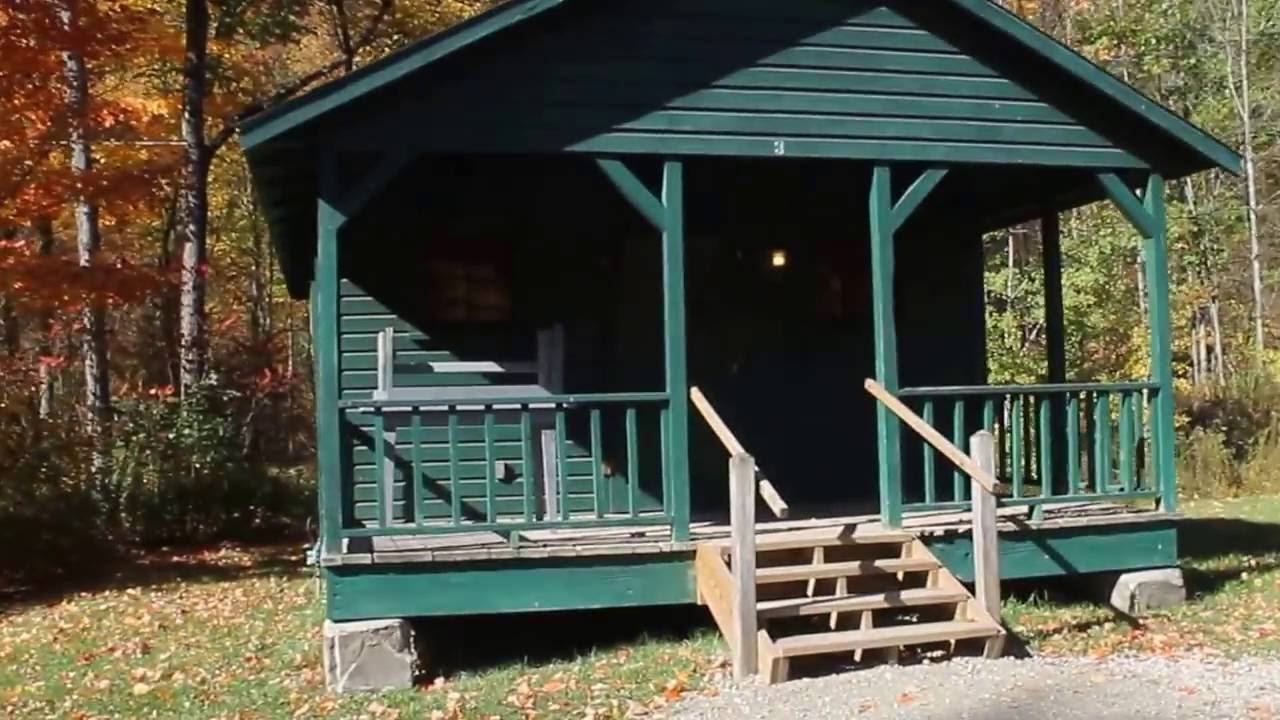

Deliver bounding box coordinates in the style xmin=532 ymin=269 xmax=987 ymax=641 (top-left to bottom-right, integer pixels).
xmin=0 ymin=266 xmax=16 ymax=359
xmin=1195 ymin=307 xmax=1209 ymax=387
xmin=1224 ymin=0 xmax=1265 ymax=352
xmin=1006 ymin=229 xmax=1015 ymax=301
xmin=249 ymin=186 xmax=268 ymax=345
xmin=150 ymin=189 xmax=180 ymax=388
xmin=35 ymin=218 xmax=56 ymax=418
xmin=1243 ymin=132 xmax=1264 ymax=353
xmin=178 ymin=0 xmax=210 ymax=395
xmin=60 ymin=0 xmax=111 ymax=484
xmin=1210 ymin=293 xmax=1226 ymax=384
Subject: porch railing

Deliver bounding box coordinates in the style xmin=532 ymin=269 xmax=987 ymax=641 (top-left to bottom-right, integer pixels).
xmin=895 ymin=382 xmax=1164 ymax=514
xmin=336 ymin=392 xmax=673 ymax=540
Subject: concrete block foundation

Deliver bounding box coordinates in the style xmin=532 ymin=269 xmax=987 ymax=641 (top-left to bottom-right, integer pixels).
xmin=1105 ymin=567 xmax=1186 ymax=616
xmin=323 ymin=618 xmax=415 ymax=693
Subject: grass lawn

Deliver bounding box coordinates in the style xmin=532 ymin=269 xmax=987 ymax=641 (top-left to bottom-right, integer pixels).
xmin=1004 ymin=495 xmax=1280 ymax=658
xmin=3 ymin=496 xmax=1278 ymax=718
xmin=0 ymin=547 xmax=724 ymax=719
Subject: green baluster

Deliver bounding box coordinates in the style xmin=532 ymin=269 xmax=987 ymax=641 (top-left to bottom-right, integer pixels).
xmin=1066 ymin=393 xmax=1080 ymax=495
xmin=922 ymin=400 xmax=936 ymax=505
xmin=520 ymin=409 xmax=534 ymax=523
xmin=1094 ymin=393 xmax=1112 ymax=493
xmin=1011 ymin=394 xmax=1024 ymax=498
xmin=659 ymin=407 xmax=670 ymax=517
xmin=410 ymin=413 xmax=424 ymax=526
xmin=1083 ymin=392 xmax=1095 ymax=491
xmin=1119 ymin=392 xmax=1135 ymax=492
xmin=484 ymin=411 xmax=497 ymax=523
xmin=626 ymin=406 xmax=639 ymax=517
xmin=1023 ymin=394 xmax=1034 ymax=487
xmin=448 ymin=410 xmax=461 ymax=526
xmin=1038 ymin=395 xmax=1053 ymax=497
xmin=1146 ymin=389 xmax=1157 ymax=489
xmin=591 ymin=407 xmax=604 ymax=518
xmin=996 ymin=395 xmax=1008 ymax=484
xmin=374 ymin=409 xmax=388 ymax=527
xmin=952 ymin=398 xmax=966 ymax=502
xmin=556 ymin=409 xmax=568 ymax=521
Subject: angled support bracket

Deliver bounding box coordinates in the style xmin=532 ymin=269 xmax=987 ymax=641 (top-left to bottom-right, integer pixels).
xmin=596 ymin=158 xmax=667 ymax=232
xmin=331 ymin=151 xmax=421 ymax=229
xmin=1096 ymin=173 xmax=1160 ymax=238
xmin=889 ymin=168 xmax=949 ymax=231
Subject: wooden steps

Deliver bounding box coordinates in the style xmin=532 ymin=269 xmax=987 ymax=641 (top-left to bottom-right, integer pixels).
xmin=757 ymin=587 xmax=968 ymax=619
xmin=766 ymin=619 xmax=1003 ymax=657
xmin=756 ymin=556 xmax=936 ymax=584
xmin=696 ymin=528 xmax=1005 ymax=684
xmin=713 ymin=529 xmax=914 ymax=554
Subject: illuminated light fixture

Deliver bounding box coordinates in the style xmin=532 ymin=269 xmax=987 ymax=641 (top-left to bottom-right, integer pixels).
xmin=770 ymin=249 xmax=788 ymax=268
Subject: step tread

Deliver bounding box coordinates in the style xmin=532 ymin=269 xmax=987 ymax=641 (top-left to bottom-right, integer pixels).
xmin=716 ymin=529 xmax=915 ymax=554
xmin=756 ymin=556 xmax=938 ymax=584
xmin=757 ymin=587 xmax=968 ymax=618
xmin=772 ymin=620 xmax=1003 ymax=658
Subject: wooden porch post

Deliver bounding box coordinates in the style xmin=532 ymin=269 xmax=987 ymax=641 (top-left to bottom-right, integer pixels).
xmin=1042 ymin=213 xmax=1066 ymax=385
xmin=595 ymin=157 xmax=691 ymax=540
xmin=1097 ymin=172 xmax=1176 ymax=512
xmin=662 ymin=160 xmax=692 ymax=541
xmin=1142 ymin=175 xmax=1177 ymax=512
xmin=1042 ymin=212 xmax=1068 ymax=494
xmin=316 ymin=156 xmax=346 ymax=557
xmin=869 ymin=165 xmax=903 ymax=528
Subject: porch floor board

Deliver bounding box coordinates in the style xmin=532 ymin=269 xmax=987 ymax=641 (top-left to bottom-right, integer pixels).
xmin=331 ymin=500 xmax=1173 ymax=566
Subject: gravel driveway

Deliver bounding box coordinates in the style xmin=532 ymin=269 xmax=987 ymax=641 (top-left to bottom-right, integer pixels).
xmin=669 ymin=656 xmax=1280 ymax=719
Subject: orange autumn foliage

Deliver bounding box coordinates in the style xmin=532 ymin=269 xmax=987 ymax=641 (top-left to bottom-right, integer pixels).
xmin=1 ymin=0 xmax=177 ymax=319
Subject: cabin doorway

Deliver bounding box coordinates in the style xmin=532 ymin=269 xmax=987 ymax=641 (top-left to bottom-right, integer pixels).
xmin=681 ymin=159 xmax=881 ymax=518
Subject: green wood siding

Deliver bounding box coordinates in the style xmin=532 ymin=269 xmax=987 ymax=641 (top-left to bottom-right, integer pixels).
xmin=323 ymin=0 xmax=1143 ymax=168
xmin=325 ymin=554 xmax=696 ymax=620
xmin=926 ymin=520 xmax=1178 ymax=582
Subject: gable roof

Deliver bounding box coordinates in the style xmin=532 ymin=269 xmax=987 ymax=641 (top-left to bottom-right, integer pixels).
xmin=240 ymin=0 xmax=1239 ymax=173
xmin=243 ymin=0 xmax=1242 ymax=298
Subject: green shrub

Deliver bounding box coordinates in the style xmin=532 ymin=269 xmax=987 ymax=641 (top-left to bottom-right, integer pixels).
xmin=1179 ymin=368 xmax=1280 ymax=462
xmin=0 ymin=408 xmax=103 ymax=581
xmin=1176 ymin=427 xmax=1239 ymax=498
xmin=109 ymin=384 xmax=312 ymax=546
xmin=1175 ymin=367 xmax=1280 ymax=499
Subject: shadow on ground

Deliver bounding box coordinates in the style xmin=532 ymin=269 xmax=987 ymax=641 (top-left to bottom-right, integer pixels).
xmin=413 ymin=605 xmax=716 ymax=678
xmin=1176 ymin=515 xmax=1280 ymax=596
xmin=0 ymin=539 xmax=307 ymax=613
xmin=979 ymin=513 xmax=1280 ymax=652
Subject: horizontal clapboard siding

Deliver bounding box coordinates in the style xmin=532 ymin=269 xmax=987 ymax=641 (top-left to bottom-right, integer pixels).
xmin=338 ymin=0 xmax=1144 ymax=168
xmin=339 ymin=277 xmax=546 ymax=525
xmin=335 ymin=279 xmax=662 ymax=526
xmin=337 ymin=279 xmax=534 ymax=394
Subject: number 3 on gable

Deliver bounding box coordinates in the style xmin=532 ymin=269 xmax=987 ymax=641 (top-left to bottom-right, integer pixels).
xmin=773 ymin=139 xmax=786 ymax=156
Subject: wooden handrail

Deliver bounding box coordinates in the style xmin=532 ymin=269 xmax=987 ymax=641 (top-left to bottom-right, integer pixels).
xmin=863 ymin=379 xmax=998 ymax=495
xmin=865 ymin=378 xmax=1002 ymax=624
xmin=690 ymin=386 xmax=790 ymax=518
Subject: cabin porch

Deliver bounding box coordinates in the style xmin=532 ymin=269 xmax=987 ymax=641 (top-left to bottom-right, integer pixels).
xmin=308 ymin=150 xmax=1183 ymax=630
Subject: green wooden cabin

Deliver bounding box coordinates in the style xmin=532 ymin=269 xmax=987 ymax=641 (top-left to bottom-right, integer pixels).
xmin=242 ymin=0 xmax=1238 ymax=627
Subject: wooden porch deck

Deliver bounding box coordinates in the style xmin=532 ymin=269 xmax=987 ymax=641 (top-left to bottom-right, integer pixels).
xmin=332 ymin=500 xmax=1173 ymax=566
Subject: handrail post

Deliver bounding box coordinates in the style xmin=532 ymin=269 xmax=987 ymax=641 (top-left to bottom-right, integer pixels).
xmin=729 ymin=452 xmax=757 ymax=681
xmin=969 ymin=430 xmax=1000 ymax=621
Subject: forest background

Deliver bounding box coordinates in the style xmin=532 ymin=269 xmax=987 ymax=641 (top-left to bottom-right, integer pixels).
xmin=1 ymin=0 xmax=1274 ymax=584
